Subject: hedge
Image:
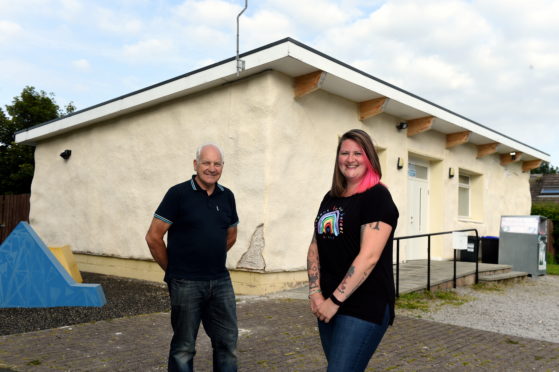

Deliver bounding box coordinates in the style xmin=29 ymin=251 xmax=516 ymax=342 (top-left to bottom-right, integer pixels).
xmin=531 ymin=202 xmax=559 ymax=263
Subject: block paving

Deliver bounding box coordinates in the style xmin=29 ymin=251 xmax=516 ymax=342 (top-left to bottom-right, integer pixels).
xmin=1 ymin=297 xmax=558 ymax=371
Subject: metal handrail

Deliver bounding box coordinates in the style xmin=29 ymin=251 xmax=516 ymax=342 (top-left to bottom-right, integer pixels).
xmin=394 ymin=228 xmax=479 ymax=296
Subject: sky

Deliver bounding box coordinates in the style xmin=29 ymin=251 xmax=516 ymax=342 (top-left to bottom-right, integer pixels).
xmin=1 ymin=0 xmax=558 ymax=165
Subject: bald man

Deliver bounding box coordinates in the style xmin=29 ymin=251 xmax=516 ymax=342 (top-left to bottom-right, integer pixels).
xmin=146 ymin=144 xmax=239 ymax=372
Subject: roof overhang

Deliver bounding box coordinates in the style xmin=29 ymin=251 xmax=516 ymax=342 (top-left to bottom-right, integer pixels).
xmin=15 ymin=38 xmax=549 ymax=162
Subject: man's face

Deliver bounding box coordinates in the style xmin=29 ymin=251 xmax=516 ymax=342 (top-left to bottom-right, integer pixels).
xmin=193 ymin=145 xmax=223 ymax=189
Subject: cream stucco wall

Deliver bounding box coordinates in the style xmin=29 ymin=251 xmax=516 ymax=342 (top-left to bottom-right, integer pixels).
xmin=29 ymin=70 xmax=532 ymax=291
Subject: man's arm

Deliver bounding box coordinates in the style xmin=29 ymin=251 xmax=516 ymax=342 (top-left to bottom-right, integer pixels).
xmin=145 ymin=217 xmax=171 ymax=271
xmin=226 ymin=225 xmax=237 ymax=251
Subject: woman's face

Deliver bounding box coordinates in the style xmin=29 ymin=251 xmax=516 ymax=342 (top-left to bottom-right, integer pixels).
xmin=338 ymin=139 xmax=367 ymax=184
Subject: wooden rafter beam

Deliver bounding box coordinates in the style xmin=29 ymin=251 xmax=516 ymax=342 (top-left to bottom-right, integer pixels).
xmin=446 ymin=131 xmax=471 ymax=149
xmin=500 ymin=152 xmax=523 ymax=165
xmin=477 ymin=142 xmax=499 ymax=158
xmin=407 ymin=116 xmax=434 ymax=137
xmin=293 ymin=70 xmax=327 ymax=98
xmin=359 ymin=97 xmax=388 ymax=121
xmin=522 ymin=160 xmax=542 ymax=172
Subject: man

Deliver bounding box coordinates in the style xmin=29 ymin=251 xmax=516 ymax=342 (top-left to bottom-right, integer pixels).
xmin=146 ymin=144 xmax=239 ymax=372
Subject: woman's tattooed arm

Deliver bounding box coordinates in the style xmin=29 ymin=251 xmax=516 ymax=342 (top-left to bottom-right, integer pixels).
xmin=332 ymin=221 xmax=392 ymax=303
xmin=307 ymin=234 xmax=321 ymax=295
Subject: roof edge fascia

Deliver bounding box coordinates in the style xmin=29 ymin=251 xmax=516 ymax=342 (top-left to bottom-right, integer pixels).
xmin=14 ymin=37 xmax=550 ymax=162
xmin=14 ymin=38 xmax=294 ymax=145
xmin=284 ymin=40 xmax=549 ymax=160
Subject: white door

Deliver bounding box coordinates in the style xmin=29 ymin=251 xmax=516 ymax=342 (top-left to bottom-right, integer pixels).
xmin=407 ymin=161 xmax=429 ymax=260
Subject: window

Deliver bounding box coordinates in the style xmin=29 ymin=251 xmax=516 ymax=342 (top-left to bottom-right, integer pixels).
xmin=458 ymin=174 xmax=470 ymax=217
xmin=540 ymin=187 xmax=559 ymax=196
xmin=408 ymin=163 xmax=428 ymax=180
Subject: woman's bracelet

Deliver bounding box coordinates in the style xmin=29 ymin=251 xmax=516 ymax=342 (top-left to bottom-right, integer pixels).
xmin=308 ymin=289 xmax=322 ymax=298
xmin=329 ymin=293 xmax=343 ymax=306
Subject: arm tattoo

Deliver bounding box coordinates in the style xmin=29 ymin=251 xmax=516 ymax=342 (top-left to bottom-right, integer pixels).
xmin=346 ymin=268 xmax=372 ymax=298
xmin=360 ymin=221 xmax=381 ymax=240
xmin=308 ymin=273 xmax=320 ymax=290
xmin=307 ymin=260 xmax=320 ymax=290
xmin=307 ymin=241 xmax=321 ymax=291
xmin=336 ymin=265 xmax=355 ymax=295
xmin=336 ymin=265 xmax=376 ymax=299
xmin=361 ymin=221 xmax=380 ymax=232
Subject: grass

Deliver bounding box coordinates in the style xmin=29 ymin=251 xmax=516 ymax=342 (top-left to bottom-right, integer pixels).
xmin=396 ymin=260 xmax=559 ymax=314
xmin=396 ymin=289 xmax=470 ymax=312
xmin=471 ymin=282 xmax=506 ymax=292
xmin=547 ymin=262 xmax=559 ymax=275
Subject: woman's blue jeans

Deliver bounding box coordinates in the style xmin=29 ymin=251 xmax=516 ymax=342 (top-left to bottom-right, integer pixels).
xmin=318 ymin=305 xmax=390 ymax=372
xmin=167 ymin=276 xmax=238 ymax=372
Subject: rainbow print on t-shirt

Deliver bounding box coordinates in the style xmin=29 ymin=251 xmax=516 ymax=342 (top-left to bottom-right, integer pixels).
xmin=317 ymin=210 xmax=341 ymax=237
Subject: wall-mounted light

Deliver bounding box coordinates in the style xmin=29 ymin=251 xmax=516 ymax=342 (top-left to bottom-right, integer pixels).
xmin=397 ymin=157 xmax=404 ymax=170
xmin=60 ymin=149 xmax=72 ymax=160
xmin=449 ymin=167 xmax=455 ymax=178
xmin=396 ymin=122 xmax=408 ymax=131
xmin=510 ymin=151 xmax=516 ymax=160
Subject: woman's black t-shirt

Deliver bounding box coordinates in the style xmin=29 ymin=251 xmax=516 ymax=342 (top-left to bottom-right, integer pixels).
xmin=314 ymin=184 xmax=399 ymax=325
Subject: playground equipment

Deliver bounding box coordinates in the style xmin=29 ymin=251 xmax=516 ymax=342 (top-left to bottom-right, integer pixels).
xmin=0 ymin=222 xmax=106 ymax=307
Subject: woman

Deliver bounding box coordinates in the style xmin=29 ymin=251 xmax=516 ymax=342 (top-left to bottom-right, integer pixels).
xmin=307 ymin=129 xmax=399 ymax=371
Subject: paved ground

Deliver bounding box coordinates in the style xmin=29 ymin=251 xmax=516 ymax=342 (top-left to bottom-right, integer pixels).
xmin=1 ymin=295 xmax=558 ymax=371
xmin=1 ymin=262 xmax=558 ymax=371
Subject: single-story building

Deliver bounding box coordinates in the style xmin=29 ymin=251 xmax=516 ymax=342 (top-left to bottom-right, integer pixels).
xmin=16 ymin=38 xmax=550 ymax=294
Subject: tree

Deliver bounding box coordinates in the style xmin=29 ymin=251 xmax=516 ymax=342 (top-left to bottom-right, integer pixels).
xmin=531 ymin=161 xmax=558 ymax=174
xmin=0 ymin=86 xmax=75 ymax=194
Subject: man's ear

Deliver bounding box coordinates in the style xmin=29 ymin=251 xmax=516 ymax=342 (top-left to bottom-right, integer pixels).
xmin=193 ymin=159 xmax=198 ymax=170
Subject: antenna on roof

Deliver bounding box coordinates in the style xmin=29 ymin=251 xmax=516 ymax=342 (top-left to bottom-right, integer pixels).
xmin=236 ymin=0 xmax=248 ymax=76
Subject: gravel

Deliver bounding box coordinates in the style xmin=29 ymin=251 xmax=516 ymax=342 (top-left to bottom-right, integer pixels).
xmin=0 ymin=272 xmax=170 ymax=336
xmin=396 ymin=275 xmax=559 ymax=344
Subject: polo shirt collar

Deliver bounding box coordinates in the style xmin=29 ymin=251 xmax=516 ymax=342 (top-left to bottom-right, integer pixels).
xmin=190 ymin=175 xmax=224 ymax=193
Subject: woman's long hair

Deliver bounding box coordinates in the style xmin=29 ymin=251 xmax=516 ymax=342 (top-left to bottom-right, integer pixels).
xmin=330 ymin=129 xmax=382 ymax=197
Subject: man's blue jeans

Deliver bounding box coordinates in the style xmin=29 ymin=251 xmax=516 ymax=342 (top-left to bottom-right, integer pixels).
xmin=167 ymin=276 xmax=238 ymax=372
xmin=318 ymin=305 xmax=390 ymax=372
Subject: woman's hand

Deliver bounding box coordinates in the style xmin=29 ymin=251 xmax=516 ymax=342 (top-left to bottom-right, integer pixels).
xmin=315 ymin=298 xmax=340 ymax=323
xmin=309 ymin=292 xmax=325 ymax=315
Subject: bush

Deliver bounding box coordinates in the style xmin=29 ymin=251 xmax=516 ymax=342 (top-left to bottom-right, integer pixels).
xmin=532 ymin=202 xmax=559 ymax=262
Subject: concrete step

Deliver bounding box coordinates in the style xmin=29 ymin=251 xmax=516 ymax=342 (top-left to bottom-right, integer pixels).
xmin=479 ymin=270 xmax=529 ymax=284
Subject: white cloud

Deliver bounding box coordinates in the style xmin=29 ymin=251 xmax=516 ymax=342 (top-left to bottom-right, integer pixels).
xmin=174 ymin=0 xmax=240 ymax=29
xmin=476 ymin=0 xmax=559 ymax=36
xmin=55 ymin=0 xmax=84 ymax=20
xmin=1 ymin=0 xmax=557 ymax=163
xmin=122 ymin=38 xmax=175 ymax=61
xmin=184 ymin=25 xmax=230 ymax=49
xmin=94 ymin=7 xmax=144 ymax=35
xmin=72 ymin=59 xmax=90 ymax=71
xmin=0 ymin=0 xmax=46 ymax=16
xmin=0 ymin=21 xmax=23 ymax=43
xmin=242 ymin=10 xmax=293 ymax=48
xmin=265 ymin=0 xmax=352 ymax=31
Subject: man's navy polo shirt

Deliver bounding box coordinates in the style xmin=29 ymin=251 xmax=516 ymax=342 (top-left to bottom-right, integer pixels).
xmin=154 ymin=175 xmax=239 ymax=282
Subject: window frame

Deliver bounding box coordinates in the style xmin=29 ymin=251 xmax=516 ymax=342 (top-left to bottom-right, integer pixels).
xmin=458 ymin=173 xmax=471 ymax=218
